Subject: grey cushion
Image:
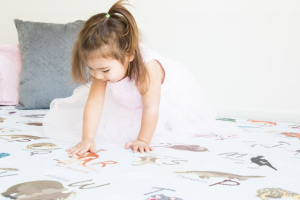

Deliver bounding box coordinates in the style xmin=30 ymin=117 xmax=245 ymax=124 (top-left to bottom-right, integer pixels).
xmin=14 ymin=19 xmax=85 ymax=110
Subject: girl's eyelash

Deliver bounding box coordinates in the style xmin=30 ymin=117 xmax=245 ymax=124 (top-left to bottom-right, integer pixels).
xmin=88 ymin=68 xmax=110 ymax=73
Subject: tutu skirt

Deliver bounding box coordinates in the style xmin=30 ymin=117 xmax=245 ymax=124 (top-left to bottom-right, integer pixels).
xmin=43 ymin=42 xmax=242 ymax=148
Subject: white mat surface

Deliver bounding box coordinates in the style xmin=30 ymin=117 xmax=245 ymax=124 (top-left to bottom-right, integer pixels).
xmin=0 ymin=105 xmax=300 ymax=200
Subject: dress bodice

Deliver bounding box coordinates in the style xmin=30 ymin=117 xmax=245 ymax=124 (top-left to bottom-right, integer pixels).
xmin=108 ymin=76 xmax=143 ymax=108
xmin=108 ymin=42 xmax=172 ymax=109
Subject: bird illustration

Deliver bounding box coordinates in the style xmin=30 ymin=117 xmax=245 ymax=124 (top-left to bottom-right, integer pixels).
xmin=251 ymin=156 xmax=277 ymax=171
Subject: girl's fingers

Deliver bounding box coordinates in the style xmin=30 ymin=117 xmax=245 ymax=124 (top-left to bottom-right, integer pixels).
xmin=67 ymin=146 xmax=77 ymax=154
xmin=71 ymin=147 xmax=81 ymax=155
xmin=125 ymin=142 xmax=132 ymax=149
xmin=132 ymin=146 xmax=139 ymax=153
xmin=66 ymin=146 xmax=76 ymax=151
xmin=77 ymin=147 xmax=88 ymax=155
xmin=90 ymin=145 xmax=96 ymax=153
xmin=144 ymin=146 xmax=150 ymax=153
xmin=149 ymin=146 xmax=154 ymax=151
xmin=139 ymin=146 xmax=145 ymax=154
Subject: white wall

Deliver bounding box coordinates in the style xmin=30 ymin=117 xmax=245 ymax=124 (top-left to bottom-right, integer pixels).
xmin=1 ymin=0 xmax=299 ymax=123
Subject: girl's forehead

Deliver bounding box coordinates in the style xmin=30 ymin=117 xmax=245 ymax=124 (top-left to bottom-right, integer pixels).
xmin=85 ymin=57 xmax=122 ymax=69
xmin=86 ymin=56 xmax=115 ymax=64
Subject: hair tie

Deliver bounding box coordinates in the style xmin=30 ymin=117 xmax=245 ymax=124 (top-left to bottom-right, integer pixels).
xmin=106 ymin=13 xmax=110 ymax=18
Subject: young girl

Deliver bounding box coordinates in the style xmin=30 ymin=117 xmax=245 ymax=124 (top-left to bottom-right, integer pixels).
xmin=43 ymin=0 xmax=242 ymax=155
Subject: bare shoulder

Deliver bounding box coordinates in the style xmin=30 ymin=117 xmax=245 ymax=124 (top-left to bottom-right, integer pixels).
xmin=139 ymin=60 xmax=163 ymax=109
xmin=136 ymin=60 xmax=163 ymax=95
xmin=146 ymin=59 xmax=162 ymax=71
xmin=145 ymin=59 xmax=164 ymax=81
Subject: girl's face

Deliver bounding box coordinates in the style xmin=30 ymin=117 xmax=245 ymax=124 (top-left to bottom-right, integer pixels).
xmin=85 ymin=55 xmax=133 ymax=83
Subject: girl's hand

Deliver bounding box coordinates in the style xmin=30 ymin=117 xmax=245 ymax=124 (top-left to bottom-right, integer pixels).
xmin=125 ymin=140 xmax=154 ymax=153
xmin=65 ymin=139 xmax=96 ymax=156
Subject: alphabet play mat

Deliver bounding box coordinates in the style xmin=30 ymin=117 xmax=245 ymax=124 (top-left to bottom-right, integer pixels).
xmin=0 ymin=105 xmax=299 ymax=200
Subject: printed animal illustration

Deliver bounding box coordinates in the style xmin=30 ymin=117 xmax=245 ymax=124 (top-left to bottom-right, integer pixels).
xmin=212 ymin=134 xmax=238 ymax=140
xmin=132 ymin=156 xmax=162 ymax=166
xmin=0 ymin=168 xmax=18 ymax=171
xmin=147 ymin=194 xmax=183 ymax=200
xmin=216 ymin=118 xmax=236 ymax=122
xmin=27 ymin=143 xmax=60 ymax=150
xmin=0 ymin=135 xmax=48 ymax=140
xmin=16 ymin=121 xmax=42 ymax=126
xmin=1 ymin=180 xmax=76 ymax=200
xmin=0 ymin=153 xmax=10 ymax=159
xmin=251 ymin=156 xmax=277 ymax=171
xmin=21 ymin=114 xmax=45 ymax=118
xmin=0 ymin=117 xmax=6 ymax=123
xmin=55 ymin=150 xmax=105 ymax=173
xmin=290 ymin=125 xmax=300 ymax=129
xmin=174 ymin=171 xmax=265 ymax=181
xmin=196 ymin=133 xmax=238 ymax=140
xmin=256 ymin=188 xmax=300 ymax=200
xmin=154 ymin=143 xmax=208 ymax=152
xmin=238 ymin=126 xmax=261 ymax=129
xmin=247 ymin=119 xmax=277 ymax=126
xmin=281 ymin=132 xmax=300 ymax=140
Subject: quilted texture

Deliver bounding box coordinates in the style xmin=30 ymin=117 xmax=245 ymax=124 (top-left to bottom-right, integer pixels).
xmin=14 ymin=19 xmax=85 ymax=109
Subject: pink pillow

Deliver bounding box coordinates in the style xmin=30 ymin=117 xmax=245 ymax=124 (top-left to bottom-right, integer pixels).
xmin=0 ymin=45 xmax=22 ymax=105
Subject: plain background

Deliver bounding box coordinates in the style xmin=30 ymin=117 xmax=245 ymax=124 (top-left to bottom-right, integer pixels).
xmin=0 ymin=0 xmax=299 ymax=123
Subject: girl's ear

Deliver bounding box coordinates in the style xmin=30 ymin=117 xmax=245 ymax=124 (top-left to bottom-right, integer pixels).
xmin=126 ymin=52 xmax=135 ymax=62
xmin=129 ymin=54 xmax=134 ymax=62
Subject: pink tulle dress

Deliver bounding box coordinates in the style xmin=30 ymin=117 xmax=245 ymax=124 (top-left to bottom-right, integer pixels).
xmin=42 ymin=42 xmax=242 ymax=148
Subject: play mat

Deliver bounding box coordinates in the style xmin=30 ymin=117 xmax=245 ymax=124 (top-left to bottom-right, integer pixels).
xmin=0 ymin=105 xmax=299 ymax=200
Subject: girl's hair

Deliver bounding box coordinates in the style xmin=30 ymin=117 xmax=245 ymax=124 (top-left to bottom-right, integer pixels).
xmin=71 ymin=0 xmax=150 ymax=95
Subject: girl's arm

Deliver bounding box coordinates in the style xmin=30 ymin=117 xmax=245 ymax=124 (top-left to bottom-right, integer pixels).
xmin=137 ymin=108 xmax=159 ymax=144
xmin=66 ymin=77 xmax=107 ymax=155
xmin=82 ymin=77 xmax=107 ymax=141
xmin=125 ymin=60 xmax=163 ymax=153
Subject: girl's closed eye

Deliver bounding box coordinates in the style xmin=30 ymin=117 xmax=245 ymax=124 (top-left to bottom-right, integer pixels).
xmin=103 ymin=70 xmax=110 ymax=73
